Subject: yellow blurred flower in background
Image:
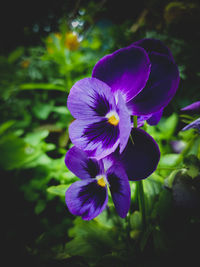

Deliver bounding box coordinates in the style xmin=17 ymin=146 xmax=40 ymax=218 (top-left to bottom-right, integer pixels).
xmin=54 ymin=32 xmax=62 ymax=40
xmin=21 ymin=60 xmax=30 ymax=68
xmin=65 ymin=32 xmax=79 ymax=51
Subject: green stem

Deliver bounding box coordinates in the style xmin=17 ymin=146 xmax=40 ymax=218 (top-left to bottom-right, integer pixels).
xmin=132 ymin=116 xmax=146 ymax=228
xmin=133 ymin=115 xmax=138 ymax=128
xmin=157 ymin=167 xmax=184 ymax=171
xmin=129 ymin=116 xmax=138 ymax=144
xmin=137 ymin=180 xmax=146 ymax=230
xmin=130 ymin=134 xmax=134 ymax=145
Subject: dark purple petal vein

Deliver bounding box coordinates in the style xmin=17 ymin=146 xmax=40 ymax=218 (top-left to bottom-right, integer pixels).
xmin=65 ymin=179 xmax=108 ymax=220
xmin=67 ymin=77 xmax=116 ymax=120
xmin=65 ymin=146 xmax=104 ymax=179
xmin=69 ymin=119 xmax=120 ymax=160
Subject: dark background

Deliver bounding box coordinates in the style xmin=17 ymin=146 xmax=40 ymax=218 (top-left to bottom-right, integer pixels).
xmin=3 ymin=0 xmax=199 ymax=53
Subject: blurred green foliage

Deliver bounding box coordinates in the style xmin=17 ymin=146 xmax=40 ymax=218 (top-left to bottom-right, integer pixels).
xmin=2 ymin=1 xmax=200 ymax=266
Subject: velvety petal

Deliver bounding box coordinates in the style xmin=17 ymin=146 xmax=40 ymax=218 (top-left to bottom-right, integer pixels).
xmin=106 ymin=164 xmax=131 ymax=218
xmin=66 ymin=179 xmax=108 ymax=220
xmin=127 ymin=53 xmax=180 ymax=115
xmin=65 ymin=146 xmax=104 ymax=179
xmin=147 ymin=109 xmax=163 ymax=125
xmin=133 ymin=38 xmax=174 ymax=62
xmin=69 ymin=119 xmax=120 ymax=160
xmin=92 ymin=45 xmax=151 ymax=102
xmin=67 ymin=77 xmax=116 ymax=120
xmin=181 ymin=101 xmax=200 ymax=114
xmin=108 ymin=128 xmax=160 ymax=181
xmin=117 ymin=92 xmax=131 ymax=153
xmin=181 ymin=118 xmax=200 ymax=133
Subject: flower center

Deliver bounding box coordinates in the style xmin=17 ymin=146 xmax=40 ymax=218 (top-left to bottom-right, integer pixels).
xmin=96 ymin=175 xmax=107 ymax=187
xmin=106 ymin=111 xmax=119 ymax=126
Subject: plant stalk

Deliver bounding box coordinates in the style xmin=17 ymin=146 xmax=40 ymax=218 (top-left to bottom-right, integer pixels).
xmin=137 ymin=180 xmax=146 ymax=230
xmin=133 ymin=115 xmax=138 ymax=128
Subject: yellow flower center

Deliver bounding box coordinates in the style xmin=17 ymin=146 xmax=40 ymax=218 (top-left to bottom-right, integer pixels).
xmin=106 ymin=111 xmax=119 ymax=126
xmin=96 ymin=175 xmax=107 ymax=187
xmin=97 ymin=177 xmax=106 ymax=187
xmin=108 ymin=115 xmax=119 ymax=126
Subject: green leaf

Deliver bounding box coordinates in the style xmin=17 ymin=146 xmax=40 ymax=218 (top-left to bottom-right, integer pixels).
xmin=183 ymin=154 xmax=200 ymax=178
xmin=35 ymin=200 xmax=46 ymax=214
xmin=0 ymin=120 xmax=15 ymax=135
xmin=24 ymin=130 xmax=49 ymax=146
xmin=164 ymin=169 xmax=186 ymax=188
xmin=24 ymin=154 xmax=52 ymax=168
xmin=47 ymin=184 xmax=71 ymax=197
xmin=32 ymin=103 xmax=53 ymax=120
xmin=152 ymin=189 xmax=173 ymax=224
xmin=0 ymin=133 xmax=36 ymax=170
xmin=140 ymin=226 xmax=152 ymax=251
xmin=65 ymin=217 xmax=117 ymax=262
xmin=130 ymin=211 xmax=142 ymax=230
xmin=159 ymin=153 xmax=180 ymax=167
xmin=142 ymin=175 xmax=163 ymax=215
xmin=158 ymin=113 xmax=178 ymax=139
xmin=19 ymin=83 xmax=66 ymax=91
xmin=8 ymin=47 xmax=24 ymax=63
xmin=53 ymin=106 xmax=70 ymax=115
xmin=143 ymin=175 xmax=163 ymax=197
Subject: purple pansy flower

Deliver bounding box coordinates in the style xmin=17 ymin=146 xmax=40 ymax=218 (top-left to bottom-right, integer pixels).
xmin=181 ymin=118 xmax=200 ymax=132
xmin=181 ymin=101 xmax=200 ymax=133
xmin=181 ymin=101 xmax=200 ymax=114
xmin=65 ymin=146 xmax=131 ymax=220
xmin=67 ymin=44 xmax=154 ymax=160
xmin=105 ymin=128 xmax=160 ymax=181
xmin=67 ymin=77 xmax=132 ymax=160
xmin=93 ymin=38 xmax=180 ymax=121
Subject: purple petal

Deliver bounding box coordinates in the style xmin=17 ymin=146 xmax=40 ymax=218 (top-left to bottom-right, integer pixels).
xmin=133 ymin=38 xmax=174 ymax=62
xmin=108 ymin=128 xmax=160 ymax=181
xmin=136 ymin=109 xmax=163 ymax=127
xmin=66 ymin=179 xmax=108 ymax=220
xmin=181 ymin=101 xmax=200 ymax=114
xmin=181 ymin=118 xmax=200 ymax=132
xmin=127 ymin=53 xmax=180 ymax=115
xmin=92 ymin=46 xmax=151 ymax=102
xmin=65 ymin=146 xmax=104 ymax=179
xmin=69 ymin=119 xmax=120 ymax=160
xmin=106 ymin=164 xmax=131 ymax=218
xmin=137 ymin=115 xmax=151 ymax=127
xmin=67 ymin=77 xmax=116 ymax=120
xmin=117 ymin=92 xmax=131 ymax=153
xmin=147 ymin=109 xmax=163 ymax=125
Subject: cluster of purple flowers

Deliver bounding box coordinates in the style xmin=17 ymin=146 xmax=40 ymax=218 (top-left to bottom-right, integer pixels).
xmin=65 ymin=38 xmax=180 ymax=220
